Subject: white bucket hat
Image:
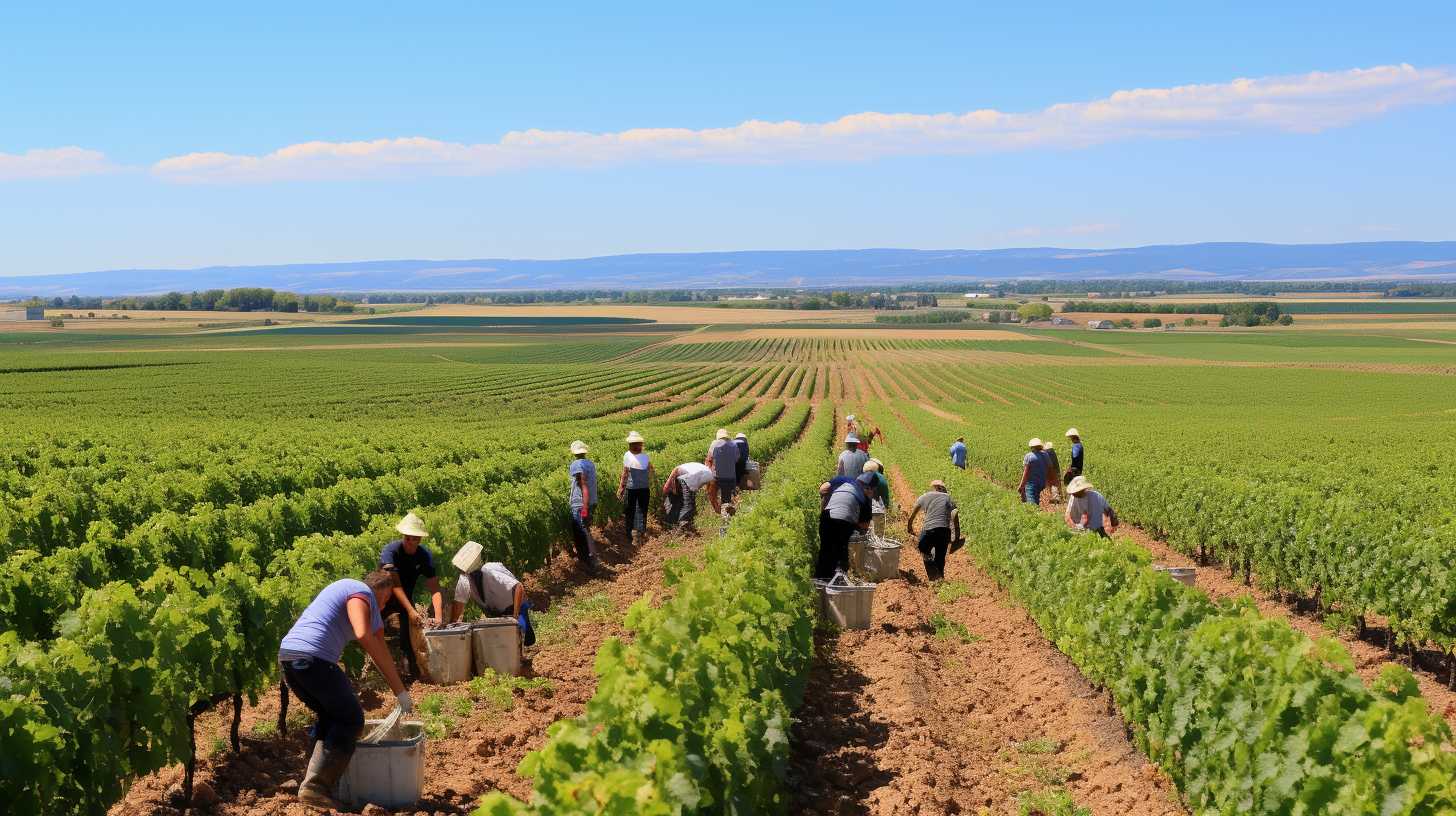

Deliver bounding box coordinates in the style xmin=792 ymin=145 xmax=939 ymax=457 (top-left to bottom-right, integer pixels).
xmin=716 ymin=428 xmax=730 ymax=440
xmin=452 ymin=540 xmax=485 ymax=573
xmin=1065 ymin=428 xmax=1081 ymax=438
xmin=570 ymin=440 xmax=589 ymax=455
xmin=862 ymin=460 xmax=881 ymax=473
xmin=1028 ymin=438 xmax=1043 ymax=448
xmin=625 ymin=431 xmax=644 ymax=444
xmin=1043 ymin=440 xmax=1055 ymax=449
xmin=395 ymin=512 xmax=429 ymax=539
xmin=1067 ymin=476 xmax=1093 ymax=494
xmin=845 ymin=433 xmax=860 ymax=444
xmin=735 ymin=432 xmax=746 ymax=440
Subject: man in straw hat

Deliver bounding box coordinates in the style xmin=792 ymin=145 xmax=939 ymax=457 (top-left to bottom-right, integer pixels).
xmin=1063 ymin=428 xmax=1085 ymax=485
xmin=568 ymin=440 xmax=602 ymax=572
xmin=907 ymin=479 xmax=960 ymax=581
xmin=278 ymin=568 xmax=411 ymax=809
xmin=447 ymin=542 xmax=535 ymax=646
xmin=618 ymin=431 xmax=655 ymax=544
xmin=378 ymin=512 xmax=444 ymax=681
xmin=949 ymin=436 xmax=967 ymax=470
xmin=706 ymin=428 xmax=741 ymax=506
xmin=836 ymin=433 xmax=868 ymax=478
xmin=1017 ymin=439 xmax=1048 ymax=504
xmin=1065 ymin=475 xmax=1118 ymax=538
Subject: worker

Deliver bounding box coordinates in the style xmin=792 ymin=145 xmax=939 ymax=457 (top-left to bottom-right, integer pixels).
xmin=1065 ymin=476 xmax=1118 ymax=537
xmin=907 ymin=479 xmax=960 ymax=581
xmin=1043 ymin=441 xmax=1063 ymax=503
xmin=706 ymin=428 xmax=741 ymax=506
xmin=733 ymin=432 xmax=750 ymax=490
xmin=949 ymin=436 xmax=967 ymax=470
xmin=1063 ymin=428 xmax=1085 ymax=485
xmin=862 ymin=459 xmax=892 ymax=536
xmin=1017 ymin=438 xmax=1048 ymax=504
xmin=845 ymin=413 xmax=859 ymax=435
xmin=663 ymin=460 xmax=717 ymax=531
xmin=617 ymin=431 xmax=654 ymax=544
xmin=278 ymin=569 xmax=411 ymax=810
xmin=836 ymin=434 xmax=869 ymax=477
xmin=859 ymin=425 xmax=881 ymax=454
xmin=568 ymin=441 xmax=602 ymax=572
xmin=447 ymin=544 xmax=535 ymax=646
xmin=378 ymin=512 xmax=444 ymax=681
xmin=815 ymin=472 xmax=875 ymax=579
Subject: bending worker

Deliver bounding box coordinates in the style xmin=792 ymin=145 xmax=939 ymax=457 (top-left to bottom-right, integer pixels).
xmin=862 ymin=459 xmax=891 ymax=536
xmin=907 ymin=479 xmax=960 ymax=581
xmin=617 ymin=431 xmax=654 ymax=544
xmin=663 ymin=460 xmax=717 ymax=532
xmin=278 ymin=569 xmax=411 ymax=810
xmin=949 ymin=436 xmax=967 ymax=470
xmin=447 ymin=542 xmax=536 ymax=646
xmin=1016 ymin=438 xmax=1048 ymax=504
xmin=1065 ymin=476 xmax=1118 ymax=537
xmin=815 ymin=471 xmax=874 ymax=580
xmin=379 ymin=512 xmax=444 ymax=680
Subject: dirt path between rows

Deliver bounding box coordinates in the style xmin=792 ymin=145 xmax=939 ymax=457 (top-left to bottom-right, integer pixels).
xmin=788 ymin=467 xmax=1186 ymax=816
xmin=111 ymin=519 xmax=708 ymax=816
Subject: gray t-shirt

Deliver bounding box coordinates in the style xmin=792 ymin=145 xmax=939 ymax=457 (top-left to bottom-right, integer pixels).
xmin=825 ymin=482 xmax=866 ymax=523
xmin=837 ymin=448 xmax=869 ymax=478
xmin=708 ymin=439 xmax=740 ymax=478
xmin=1068 ymin=490 xmax=1110 ymax=530
xmin=913 ymin=491 xmax=957 ymax=532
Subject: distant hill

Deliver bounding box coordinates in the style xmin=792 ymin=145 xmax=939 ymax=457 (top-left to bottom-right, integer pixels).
xmin=4 ymin=242 xmax=1456 ymax=297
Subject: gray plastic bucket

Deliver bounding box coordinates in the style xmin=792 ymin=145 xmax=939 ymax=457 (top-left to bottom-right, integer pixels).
xmin=861 ymin=537 xmax=902 ymax=581
xmin=470 ymin=618 xmax=522 ymax=677
xmin=1153 ymin=564 xmax=1197 ymax=587
xmin=423 ymin=627 xmax=473 ymax=685
xmin=814 ymin=574 xmax=876 ymax=629
xmin=316 ymin=720 xmax=424 ymax=808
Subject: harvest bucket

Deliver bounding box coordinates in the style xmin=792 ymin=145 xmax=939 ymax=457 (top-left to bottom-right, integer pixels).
xmin=319 ymin=719 xmax=425 ymax=808
xmin=1153 ymin=564 xmax=1197 ymax=587
xmin=847 ymin=530 xmax=869 ymax=575
xmin=861 ymin=536 xmax=902 ymax=581
xmin=470 ymin=618 xmax=522 ymax=677
xmin=423 ymin=627 xmax=473 ymax=685
xmin=814 ymin=573 xmax=876 ymax=629
xmin=742 ymin=460 xmax=761 ymax=490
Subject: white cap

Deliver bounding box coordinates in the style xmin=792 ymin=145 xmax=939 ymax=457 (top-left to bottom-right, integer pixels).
xmin=395 ymin=512 xmax=429 ymax=538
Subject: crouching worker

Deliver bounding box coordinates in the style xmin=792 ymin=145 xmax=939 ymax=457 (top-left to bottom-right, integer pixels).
xmin=814 ymin=472 xmax=874 ymax=580
xmin=1065 ymin=476 xmax=1118 ymax=537
xmin=379 ymin=512 xmax=444 ymax=680
xmin=663 ymin=461 xmax=717 ymax=532
xmin=278 ymin=569 xmax=412 ymax=811
xmin=447 ymin=542 xmax=536 ymax=646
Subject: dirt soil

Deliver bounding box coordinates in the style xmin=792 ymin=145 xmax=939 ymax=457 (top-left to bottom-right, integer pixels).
xmin=788 ymin=467 xmax=1186 ymax=816
xmin=109 ymin=518 xmax=708 ymax=816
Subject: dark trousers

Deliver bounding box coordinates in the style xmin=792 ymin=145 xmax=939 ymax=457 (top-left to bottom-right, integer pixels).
xmin=918 ymin=527 xmax=952 ymax=581
xmin=380 ymin=597 xmax=419 ymax=678
xmin=717 ymin=476 xmax=737 ymax=506
xmin=281 ymin=657 xmax=364 ymax=753
xmin=624 ymin=488 xmax=649 ymax=534
xmin=569 ymin=506 xmax=595 ymax=562
xmin=665 ymin=480 xmax=698 ymax=529
xmin=815 ymin=512 xmax=857 ymax=580
xmin=1062 ymin=467 xmax=1081 ymax=486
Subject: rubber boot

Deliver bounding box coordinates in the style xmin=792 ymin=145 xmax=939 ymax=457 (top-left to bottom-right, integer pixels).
xmin=297 ymin=743 xmax=350 ymax=811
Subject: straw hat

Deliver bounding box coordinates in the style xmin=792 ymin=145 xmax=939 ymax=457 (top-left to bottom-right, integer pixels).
xmin=735 ymin=432 xmax=747 ymax=440
xmin=1043 ymin=440 xmax=1055 ymax=449
xmin=625 ymin=431 xmax=644 ymax=444
xmin=845 ymin=433 xmax=860 ymax=444
xmin=1065 ymin=428 xmax=1080 ymax=438
xmin=862 ymin=460 xmax=881 ymax=473
xmin=452 ymin=541 xmax=485 ymax=574
xmin=1067 ymin=476 xmax=1093 ymax=494
xmin=395 ymin=512 xmax=429 ymax=539
xmin=1028 ymin=438 xmax=1043 ymax=448
xmin=930 ymin=479 xmax=946 ymax=489
xmin=716 ymin=428 xmax=730 ymax=440
xmin=569 ymin=440 xmax=589 ymax=455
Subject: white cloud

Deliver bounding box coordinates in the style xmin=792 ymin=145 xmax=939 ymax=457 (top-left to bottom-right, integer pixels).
xmin=0 ymin=147 xmax=115 ymax=180
xmin=150 ymin=64 xmax=1456 ymax=183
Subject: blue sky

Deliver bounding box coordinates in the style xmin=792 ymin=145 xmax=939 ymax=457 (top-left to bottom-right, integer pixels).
xmin=3 ymin=2 xmax=1454 ymax=276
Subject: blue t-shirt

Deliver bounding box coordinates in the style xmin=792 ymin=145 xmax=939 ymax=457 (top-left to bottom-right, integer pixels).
xmin=1070 ymin=442 xmax=1085 ymax=470
xmin=949 ymin=441 xmax=967 ymax=467
xmin=279 ymin=579 xmax=383 ymax=663
xmin=569 ymin=457 xmax=598 ymax=507
xmin=379 ymin=539 xmax=436 ymax=599
xmin=1023 ymin=451 xmax=1046 ymax=487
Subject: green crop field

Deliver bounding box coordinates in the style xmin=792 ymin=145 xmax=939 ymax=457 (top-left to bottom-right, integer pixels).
xmin=3 ymin=313 xmax=1455 ymax=815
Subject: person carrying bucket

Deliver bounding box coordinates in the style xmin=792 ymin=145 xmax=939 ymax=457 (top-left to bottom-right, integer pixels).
xmin=861 ymin=459 xmax=892 ymax=537
xmin=907 ymin=479 xmax=960 ymax=581
xmin=378 ymin=512 xmax=444 ymax=681
xmin=617 ymin=431 xmax=655 ymax=544
xmin=446 ymin=541 xmax=535 ymax=646
xmin=568 ymin=440 xmax=603 ymax=573
xmin=815 ymin=472 xmax=874 ymax=580
xmin=278 ymin=569 xmax=412 ymax=810
xmin=1065 ymin=475 xmax=1118 ymax=538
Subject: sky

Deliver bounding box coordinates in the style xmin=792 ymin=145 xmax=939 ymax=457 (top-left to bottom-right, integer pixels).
xmin=2 ymin=2 xmax=1455 ymax=277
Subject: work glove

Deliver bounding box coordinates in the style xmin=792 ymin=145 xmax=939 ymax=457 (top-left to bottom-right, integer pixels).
xmin=395 ymin=691 xmax=413 ymax=714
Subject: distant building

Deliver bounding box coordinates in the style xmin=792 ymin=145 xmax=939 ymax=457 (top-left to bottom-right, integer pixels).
xmin=1088 ymin=319 xmax=1114 ymax=329
xmin=0 ymin=306 xmax=44 ymax=322
xmin=1085 ymin=292 xmax=1102 ymax=299
xmin=964 ymin=292 xmax=993 ymax=299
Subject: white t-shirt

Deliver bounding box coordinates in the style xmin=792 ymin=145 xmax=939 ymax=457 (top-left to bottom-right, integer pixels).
xmin=675 ymin=461 xmax=714 ymax=491
xmin=453 ymin=562 xmax=521 ymax=613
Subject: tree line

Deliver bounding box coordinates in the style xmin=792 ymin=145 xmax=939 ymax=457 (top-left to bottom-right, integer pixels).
xmin=34 ymin=289 xmax=354 ymax=313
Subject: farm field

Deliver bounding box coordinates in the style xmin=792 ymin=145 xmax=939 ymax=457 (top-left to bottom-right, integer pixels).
xmin=3 ymin=312 xmax=1455 ymax=815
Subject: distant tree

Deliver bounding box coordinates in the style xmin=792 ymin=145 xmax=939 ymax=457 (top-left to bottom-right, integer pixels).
xmin=1017 ymin=303 xmax=1053 ymax=322
xmin=1117 ymin=318 xmax=1135 ymax=329
xmin=1143 ymin=318 xmax=1162 ymax=328
xmin=1278 ymin=314 xmax=1294 ymax=326
xmin=272 ymin=292 xmax=300 ymax=313
xmin=1183 ymin=317 xmax=1195 ymax=327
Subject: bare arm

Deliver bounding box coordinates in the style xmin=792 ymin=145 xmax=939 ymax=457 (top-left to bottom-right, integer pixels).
xmin=391 ymin=585 xmax=416 ymax=620
xmin=349 ymin=598 xmax=404 ymax=696
xmin=448 ymin=600 xmax=465 ymax=624
xmin=512 ymin=584 xmax=525 ymax=619
xmin=906 ymin=504 xmax=920 ymax=536
xmin=1017 ymin=463 xmax=1031 ymax=492
xmin=618 ymin=467 xmax=628 ymax=497
xmin=426 ymin=576 xmax=443 ymax=623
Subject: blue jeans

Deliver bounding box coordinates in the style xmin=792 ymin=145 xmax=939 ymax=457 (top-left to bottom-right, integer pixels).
xmin=1023 ymin=483 xmax=1043 ymax=504
xmin=569 ymin=505 xmax=595 ymax=562
xmin=280 ymin=657 xmax=364 ymax=753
